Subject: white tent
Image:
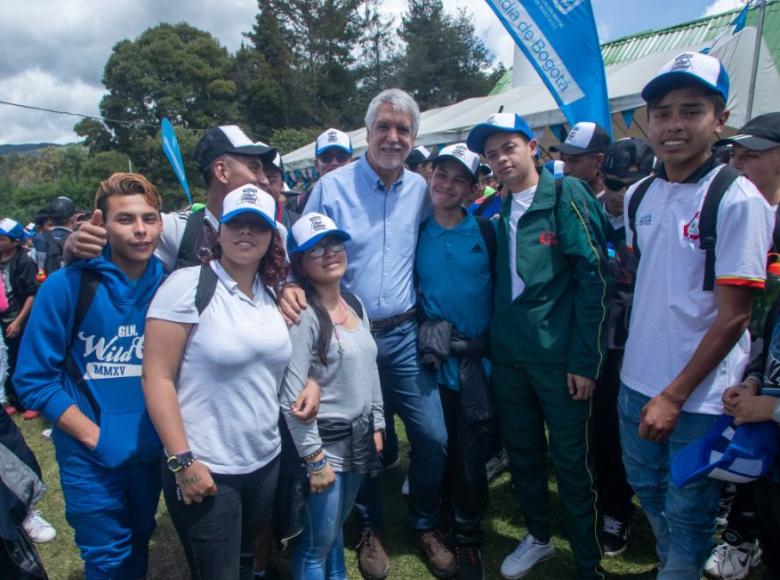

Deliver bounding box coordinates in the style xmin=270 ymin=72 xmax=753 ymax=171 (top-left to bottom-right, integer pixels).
xmin=283 ymin=10 xmax=780 ymax=174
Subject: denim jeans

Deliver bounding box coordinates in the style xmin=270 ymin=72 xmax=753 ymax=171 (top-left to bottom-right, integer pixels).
xmin=618 ymin=384 xmax=721 ymax=580
xmin=293 ymin=471 xmax=364 ymax=579
xmin=163 ymin=456 xmax=280 ymax=580
xmin=354 ymin=318 xmax=448 ymax=531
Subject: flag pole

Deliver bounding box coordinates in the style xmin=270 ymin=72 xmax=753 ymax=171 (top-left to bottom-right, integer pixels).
xmin=746 ymin=0 xmax=767 ymax=121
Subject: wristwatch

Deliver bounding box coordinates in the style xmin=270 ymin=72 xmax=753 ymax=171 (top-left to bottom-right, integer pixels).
xmin=166 ymin=451 xmax=195 ymax=473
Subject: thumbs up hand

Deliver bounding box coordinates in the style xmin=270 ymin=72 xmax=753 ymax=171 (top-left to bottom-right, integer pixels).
xmin=69 ymin=209 xmax=108 ymax=259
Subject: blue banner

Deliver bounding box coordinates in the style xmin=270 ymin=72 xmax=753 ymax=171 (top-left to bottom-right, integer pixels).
xmin=161 ymin=118 xmax=192 ymax=206
xmin=484 ymin=0 xmax=611 ymax=135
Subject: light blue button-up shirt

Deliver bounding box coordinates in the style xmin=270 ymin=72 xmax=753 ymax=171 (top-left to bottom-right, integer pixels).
xmin=304 ymin=155 xmax=431 ymax=320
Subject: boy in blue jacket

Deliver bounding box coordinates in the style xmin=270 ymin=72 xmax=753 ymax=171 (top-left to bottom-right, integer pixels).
xmin=15 ymin=173 xmax=166 ymax=579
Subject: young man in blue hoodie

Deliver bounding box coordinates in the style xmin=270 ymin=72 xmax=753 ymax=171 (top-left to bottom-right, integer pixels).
xmin=15 ymin=172 xmax=166 ymax=579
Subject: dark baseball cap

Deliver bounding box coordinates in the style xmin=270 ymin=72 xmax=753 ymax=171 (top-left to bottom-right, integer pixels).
xmin=550 ymin=122 xmax=611 ymax=155
xmin=715 ymin=112 xmax=780 ymax=151
xmin=194 ymin=125 xmax=276 ymax=173
xmin=47 ymin=196 xmax=77 ymax=221
xmin=603 ymin=138 xmax=656 ymax=180
xmin=406 ymin=145 xmax=432 ymax=167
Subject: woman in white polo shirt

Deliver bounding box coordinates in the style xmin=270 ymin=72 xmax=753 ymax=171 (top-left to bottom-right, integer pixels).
xmin=142 ymin=184 xmax=291 ymax=580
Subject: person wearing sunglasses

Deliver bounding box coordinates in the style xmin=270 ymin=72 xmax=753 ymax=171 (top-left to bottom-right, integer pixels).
xmin=283 ymin=212 xmax=385 ymax=580
xmin=142 ymin=185 xmax=291 ymax=580
xmin=592 ymin=137 xmax=655 ymax=558
xmin=296 ymin=129 xmax=354 ymax=216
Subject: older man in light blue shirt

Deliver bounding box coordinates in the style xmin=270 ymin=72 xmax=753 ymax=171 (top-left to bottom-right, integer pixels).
xmin=283 ymin=89 xmax=452 ymax=579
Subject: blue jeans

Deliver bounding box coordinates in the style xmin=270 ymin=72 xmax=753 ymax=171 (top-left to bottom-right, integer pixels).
xmin=355 ymin=318 xmax=448 ymax=531
xmin=618 ymin=384 xmax=721 ymax=580
xmin=293 ymin=471 xmax=364 ymax=579
xmin=58 ymin=454 xmax=160 ymax=580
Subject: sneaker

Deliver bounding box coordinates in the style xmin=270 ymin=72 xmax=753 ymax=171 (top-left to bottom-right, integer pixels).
xmin=601 ymin=514 xmax=630 ymax=557
xmin=415 ymin=529 xmax=457 ymax=578
xmin=704 ymin=533 xmax=761 ymax=580
xmin=22 ymin=510 xmax=56 ymax=544
xmin=22 ymin=410 xmax=40 ymax=420
xmin=485 ymin=449 xmax=509 ymax=481
xmin=401 ymin=474 xmax=409 ymax=497
xmin=41 ymin=428 xmax=52 ymax=439
xmin=500 ymin=534 xmax=554 ymax=579
xmin=356 ymin=529 xmax=390 ymax=580
xmin=456 ymin=544 xmax=485 ymax=580
xmin=5 ymin=405 xmax=18 ymax=416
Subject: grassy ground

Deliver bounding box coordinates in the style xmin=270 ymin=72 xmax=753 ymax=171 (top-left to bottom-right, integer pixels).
xmin=17 ymin=415 xmax=762 ymax=579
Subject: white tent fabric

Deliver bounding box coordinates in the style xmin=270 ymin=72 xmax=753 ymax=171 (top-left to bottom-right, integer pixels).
xmin=283 ymin=27 xmax=779 ymax=173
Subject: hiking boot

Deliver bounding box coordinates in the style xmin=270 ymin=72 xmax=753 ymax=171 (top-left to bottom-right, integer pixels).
xmin=601 ymin=514 xmax=630 ymax=557
xmin=456 ymin=543 xmax=485 ymax=580
xmin=704 ymin=530 xmax=761 ymax=580
xmin=500 ymin=534 xmax=554 ymax=579
xmin=22 ymin=510 xmax=56 ymax=543
xmin=415 ymin=528 xmax=457 ymax=578
xmin=356 ymin=529 xmax=390 ymax=580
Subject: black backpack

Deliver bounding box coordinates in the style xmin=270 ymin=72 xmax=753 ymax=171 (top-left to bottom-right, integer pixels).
xmin=627 ymin=165 xmax=740 ymax=292
xmin=174 ymin=208 xmax=208 ymax=271
xmin=66 ymin=270 xmax=102 ymax=420
xmin=42 ymin=231 xmax=67 ymax=275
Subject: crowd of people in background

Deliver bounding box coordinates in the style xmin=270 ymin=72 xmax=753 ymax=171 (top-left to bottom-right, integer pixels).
xmin=2 ymin=49 xmax=780 ymax=580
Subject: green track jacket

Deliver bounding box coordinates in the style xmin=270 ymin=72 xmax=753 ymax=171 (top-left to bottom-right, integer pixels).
xmin=490 ymin=169 xmax=611 ymax=380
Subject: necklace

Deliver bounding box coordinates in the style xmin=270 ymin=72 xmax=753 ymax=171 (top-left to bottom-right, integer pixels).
xmin=330 ymin=297 xmax=348 ymax=354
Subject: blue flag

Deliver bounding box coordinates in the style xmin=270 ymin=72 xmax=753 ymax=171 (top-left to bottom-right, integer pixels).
xmin=484 ymin=0 xmax=611 ymax=135
xmin=161 ymin=118 xmax=192 ymax=206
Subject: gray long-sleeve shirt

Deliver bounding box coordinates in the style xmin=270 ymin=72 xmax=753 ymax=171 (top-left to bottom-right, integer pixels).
xmin=279 ymin=297 xmax=385 ymax=472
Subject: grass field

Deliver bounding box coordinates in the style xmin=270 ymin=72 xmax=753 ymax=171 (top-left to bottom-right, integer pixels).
xmin=16 ymin=415 xmax=762 ymax=579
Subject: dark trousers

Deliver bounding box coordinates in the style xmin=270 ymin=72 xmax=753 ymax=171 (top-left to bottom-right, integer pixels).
xmin=2 ymin=321 xmax=23 ymax=410
xmin=593 ymin=349 xmax=634 ymax=522
xmin=440 ymin=385 xmax=488 ymax=545
xmin=755 ymin=477 xmax=780 ymax=579
xmin=163 ymin=456 xmax=280 ymax=580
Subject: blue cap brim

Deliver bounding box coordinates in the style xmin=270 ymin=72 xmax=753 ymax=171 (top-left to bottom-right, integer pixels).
xmin=641 ymin=71 xmax=728 ymax=103
xmin=220 ymin=208 xmax=277 ymax=230
xmin=316 ymin=144 xmax=353 ymax=156
xmin=466 ymin=123 xmax=534 ymax=155
xmin=289 ymin=230 xmax=351 ymax=254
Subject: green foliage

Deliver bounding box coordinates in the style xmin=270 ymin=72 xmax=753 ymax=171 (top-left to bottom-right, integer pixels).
xmin=269 ymin=127 xmax=324 ymax=156
xmin=398 ymin=0 xmax=500 ymax=110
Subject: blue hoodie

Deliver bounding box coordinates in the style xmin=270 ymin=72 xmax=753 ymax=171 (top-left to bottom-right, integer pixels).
xmin=15 ymin=250 xmax=165 ymax=468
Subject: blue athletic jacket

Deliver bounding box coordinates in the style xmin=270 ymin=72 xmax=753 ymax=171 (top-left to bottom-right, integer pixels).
xmin=14 ymin=250 xmax=165 ymax=468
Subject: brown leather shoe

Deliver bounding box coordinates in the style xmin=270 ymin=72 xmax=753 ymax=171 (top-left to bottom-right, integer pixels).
xmin=415 ymin=529 xmax=458 ymax=578
xmin=356 ymin=529 xmax=390 ymax=580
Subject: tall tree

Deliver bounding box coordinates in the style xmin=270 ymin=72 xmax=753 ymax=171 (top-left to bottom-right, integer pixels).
xmin=398 ymin=0 xmax=502 ymax=110
xmin=355 ymin=0 xmax=401 ymax=107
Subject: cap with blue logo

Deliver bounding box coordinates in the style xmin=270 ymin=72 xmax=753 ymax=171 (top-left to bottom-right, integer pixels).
xmin=288 ymin=212 xmax=351 ymax=254
xmin=432 ymin=143 xmax=481 ymax=181
xmin=466 ymin=113 xmax=535 ymax=155
xmin=642 ymin=52 xmax=730 ymax=103
xmin=220 ymin=184 xmax=277 ymax=229
xmin=0 ymin=218 xmax=26 ymax=240
xmin=316 ymin=128 xmax=353 ymax=156
xmin=670 ymin=414 xmax=779 ymax=489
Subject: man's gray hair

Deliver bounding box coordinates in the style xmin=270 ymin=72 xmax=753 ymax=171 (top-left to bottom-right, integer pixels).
xmin=364 ymin=89 xmax=421 ymax=137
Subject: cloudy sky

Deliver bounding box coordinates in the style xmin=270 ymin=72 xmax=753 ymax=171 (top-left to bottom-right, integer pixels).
xmin=0 ymin=0 xmax=746 ymax=145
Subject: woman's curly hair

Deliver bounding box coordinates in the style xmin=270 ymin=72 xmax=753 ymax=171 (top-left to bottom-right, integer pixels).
xmin=211 ymin=228 xmax=289 ymax=294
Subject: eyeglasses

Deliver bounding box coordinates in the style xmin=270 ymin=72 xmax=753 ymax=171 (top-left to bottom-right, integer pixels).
xmin=305 ymin=239 xmax=345 ymax=258
xmin=604 ymin=176 xmax=640 ymax=191
xmin=318 ymin=152 xmax=351 ymax=164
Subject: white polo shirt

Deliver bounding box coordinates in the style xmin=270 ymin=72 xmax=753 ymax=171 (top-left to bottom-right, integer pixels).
xmin=621 ymin=162 xmax=773 ymax=414
xmin=508 ymin=185 xmax=537 ymax=300
xmin=147 ymin=260 xmax=292 ymax=474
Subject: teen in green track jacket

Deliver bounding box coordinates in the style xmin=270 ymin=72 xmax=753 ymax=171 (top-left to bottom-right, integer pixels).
xmin=467 ymin=113 xmax=610 ymax=580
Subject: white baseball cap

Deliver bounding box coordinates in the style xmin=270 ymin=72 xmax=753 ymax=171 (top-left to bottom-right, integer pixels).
xmin=316 ymin=128 xmax=352 ymax=156
xmin=288 ymin=212 xmax=351 ymax=254
xmin=642 ymin=52 xmax=730 ymax=103
xmin=432 ymin=143 xmax=480 ymax=181
xmin=549 ymin=122 xmax=611 ymax=155
xmin=220 ymin=184 xmax=277 ymax=229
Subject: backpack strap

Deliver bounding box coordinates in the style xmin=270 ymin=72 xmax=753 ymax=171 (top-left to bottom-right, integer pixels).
xmin=475 ymin=216 xmax=497 ymax=281
xmin=195 ymin=264 xmax=219 ymax=316
xmin=174 ymin=209 xmax=206 ymax=271
xmin=65 ymin=269 xmax=102 ymax=421
xmin=342 ymin=291 xmax=364 ymax=320
xmin=699 ymin=165 xmax=741 ymax=292
xmin=626 ymin=176 xmax=657 ymax=261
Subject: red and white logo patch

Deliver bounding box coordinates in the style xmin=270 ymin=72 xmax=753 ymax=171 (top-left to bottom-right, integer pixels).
xmin=683 ymin=212 xmax=701 ymax=241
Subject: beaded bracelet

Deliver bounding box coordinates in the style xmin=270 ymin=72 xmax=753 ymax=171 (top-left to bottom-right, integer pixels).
xmin=303 ymin=448 xmax=323 ymax=462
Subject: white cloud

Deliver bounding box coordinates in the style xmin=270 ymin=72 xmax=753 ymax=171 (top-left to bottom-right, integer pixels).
xmin=703 ymin=0 xmax=747 ymax=16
